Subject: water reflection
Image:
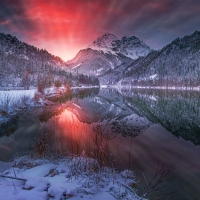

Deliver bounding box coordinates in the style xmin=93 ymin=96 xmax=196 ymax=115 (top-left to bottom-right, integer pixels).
xmin=121 ymin=89 xmax=200 ymax=145
xmin=48 ymin=87 xmax=99 ymax=103
xmin=0 ymin=115 xmax=19 ymax=136
xmin=48 ymin=108 xmax=149 ymax=167
xmin=0 ymin=88 xmax=200 ymax=199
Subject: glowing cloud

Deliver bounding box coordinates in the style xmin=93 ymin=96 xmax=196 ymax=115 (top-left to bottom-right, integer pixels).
xmin=0 ymin=0 xmax=200 ymax=61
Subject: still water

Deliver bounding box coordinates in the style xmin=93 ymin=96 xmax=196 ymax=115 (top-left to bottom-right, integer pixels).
xmin=0 ymin=88 xmax=200 ymax=200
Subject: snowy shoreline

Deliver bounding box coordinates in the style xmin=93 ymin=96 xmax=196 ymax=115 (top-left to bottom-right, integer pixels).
xmin=0 ymin=86 xmax=99 ymax=125
xmin=0 ymin=155 xmax=141 ymax=200
xmin=101 ymin=84 xmax=200 ymax=91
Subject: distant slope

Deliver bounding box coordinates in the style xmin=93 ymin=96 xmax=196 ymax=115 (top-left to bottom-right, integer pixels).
xmin=120 ymin=31 xmax=200 ymax=87
xmin=0 ymin=33 xmax=66 ymax=87
xmin=66 ymin=48 xmax=130 ymax=76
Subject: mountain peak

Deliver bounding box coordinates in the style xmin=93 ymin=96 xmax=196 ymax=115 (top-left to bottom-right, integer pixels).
xmin=121 ymin=35 xmax=138 ymax=40
xmin=88 ymin=33 xmax=118 ymax=51
xmin=87 ymin=32 xmax=151 ymax=59
xmin=97 ymin=33 xmax=118 ymax=40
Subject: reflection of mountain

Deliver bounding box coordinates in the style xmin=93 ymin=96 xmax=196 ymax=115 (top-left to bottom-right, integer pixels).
xmin=65 ymin=89 xmax=151 ymax=137
xmin=121 ymin=89 xmax=200 ymax=145
xmin=40 ymin=88 xmax=200 ymax=145
xmin=69 ymin=89 xmax=200 ymax=145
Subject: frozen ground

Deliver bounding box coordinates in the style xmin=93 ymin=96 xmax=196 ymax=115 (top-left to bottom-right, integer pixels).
xmin=0 ymin=155 xmax=141 ymax=200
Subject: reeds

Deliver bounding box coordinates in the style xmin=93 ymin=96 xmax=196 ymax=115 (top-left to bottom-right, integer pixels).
xmin=0 ymin=92 xmax=32 ymax=115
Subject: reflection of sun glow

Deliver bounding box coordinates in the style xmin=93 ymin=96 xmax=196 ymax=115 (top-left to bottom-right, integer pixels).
xmin=57 ymin=109 xmax=94 ymax=155
xmin=58 ymin=109 xmax=91 ymax=138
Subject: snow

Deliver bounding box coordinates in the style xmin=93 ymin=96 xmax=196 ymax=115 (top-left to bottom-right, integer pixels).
xmin=149 ymin=74 xmax=158 ymax=80
xmin=0 ymin=89 xmax=37 ymax=100
xmin=117 ymin=85 xmax=200 ymax=91
xmin=96 ymin=68 xmax=105 ymax=75
xmin=0 ymin=89 xmax=37 ymax=116
xmin=88 ymin=33 xmax=151 ymax=60
xmin=88 ymin=33 xmax=118 ymax=53
xmin=72 ymin=103 xmax=82 ymax=109
xmin=0 ymin=88 xmax=59 ymax=124
xmin=100 ymin=85 xmax=108 ymax=88
xmin=149 ymin=95 xmax=157 ymax=101
xmin=72 ymin=63 xmax=81 ymax=69
xmin=109 ymin=62 xmax=115 ymax=69
xmin=0 ymin=156 xmax=141 ymax=200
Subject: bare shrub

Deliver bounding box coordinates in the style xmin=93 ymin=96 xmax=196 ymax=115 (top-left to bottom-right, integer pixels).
xmin=0 ymin=93 xmax=13 ymax=112
xmin=54 ymin=80 xmax=62 ymax=88
xmin=19 ymin=95 xmax=31 ymax=108
xmin=139 ymin=164 xmax=174 ymax=200
xmin=33 ymin=92 xmax=42 ymax=104
xmin=33 ymin=132 xmax=50 ymax=158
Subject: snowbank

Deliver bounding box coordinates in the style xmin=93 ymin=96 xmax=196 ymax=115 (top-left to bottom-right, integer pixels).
xmin=0 ymin=155 xmax=141 ymax=200
xmin=0 ymin=89 xmax=37 ymax=99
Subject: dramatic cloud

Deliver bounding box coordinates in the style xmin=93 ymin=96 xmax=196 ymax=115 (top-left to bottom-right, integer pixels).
xmin=0 ymin=0 xmax=200 ymax=60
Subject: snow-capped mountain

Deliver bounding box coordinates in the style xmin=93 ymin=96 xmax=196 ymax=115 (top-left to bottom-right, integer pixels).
xmin=88 ymin=33 xmax=151 ymax=59
xmin=66 ymin=47 xmax=130 ymax=76
xmin=99 ymin=30 xmax=200 ymax=87
xmin=88 ymin=33 xmax=118 ymax=55
xmin=66 ymin=33 xmax=151 ymax=76
xmin=119 ymin=30 xmax=200 ymax=87
xmin=112 ymin=36 xmax=151 ymax=59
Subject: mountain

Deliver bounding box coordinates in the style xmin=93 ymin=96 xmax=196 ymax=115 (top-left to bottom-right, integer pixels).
xmin=0 ymin=33 xmax=64 ymax=67
xmin=88 ymin=33 xmax=118 ymax=54
xmin=0 ymin=32 xmax=99 ymax=88
xmin=0 ymin=33 xmax=65 ymax=87
xmin=66 ymin=33 xmax=151 ymax=76
xmin=119 ymin=31 xmax=200 ymax=87
xmin=88 ymin=33 xmax=151 ymax=59
xmin=66 ymin=47 xmax=130 ymax=76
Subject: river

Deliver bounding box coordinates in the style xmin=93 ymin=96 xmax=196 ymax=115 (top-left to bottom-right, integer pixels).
xmin=0 ymin=88 xmax=200 ymax=200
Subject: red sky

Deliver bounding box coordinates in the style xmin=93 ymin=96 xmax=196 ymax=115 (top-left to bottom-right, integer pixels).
xmin=0 ymin=0 xmax=200 ymax=61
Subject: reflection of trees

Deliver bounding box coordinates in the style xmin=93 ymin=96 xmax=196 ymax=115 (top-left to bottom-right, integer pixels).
xmin=39 ymin=107 xmax=64 ymax=123
xmin=122 ymin=89 xmax=200 ymax=145
xmin=93 ymin=121 xmax=116 ymax=140
xmin=48 ymin=88 xmax=99 ymax=103
xmin=111 ymin=120 xmax=149 ymax=137
xmin=93 ymin=119 xmax=149 ymax=139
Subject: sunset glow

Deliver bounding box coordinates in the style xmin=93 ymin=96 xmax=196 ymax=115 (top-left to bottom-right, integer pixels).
xmin=0 ymin=0 xmax=200 ymax=61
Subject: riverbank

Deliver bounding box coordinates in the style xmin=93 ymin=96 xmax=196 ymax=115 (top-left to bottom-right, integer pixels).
xmin=0 ymin=155 xmax=140 ymax=200
xmin=0 ymin=86 xmax=91 ymax=125
xmin=106 ymin=84 xmax=200 ymax=91
xmin=0 ymin=88 xmax=49 ymax=125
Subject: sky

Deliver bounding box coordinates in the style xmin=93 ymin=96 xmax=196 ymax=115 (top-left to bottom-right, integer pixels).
xmin=0 ymin=0 xmax=200 ymax=61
